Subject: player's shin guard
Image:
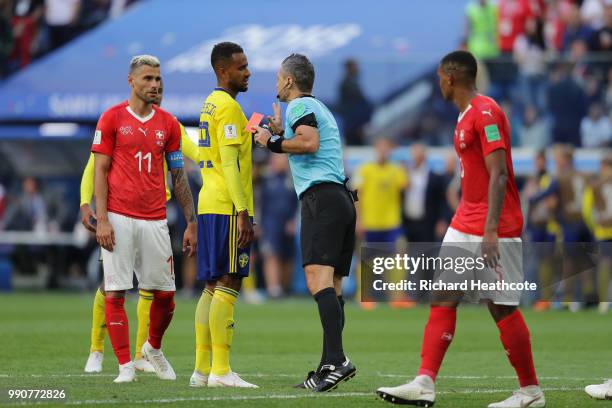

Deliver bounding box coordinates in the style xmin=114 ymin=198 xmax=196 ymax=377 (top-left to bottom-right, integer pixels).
xmin=148 ymin=291 xmax=175 ymax=349
xmin=210 ymin=286 xmax=238 ymax=376
xmin=105 ymin=296 xmax=131 ymax=365
xmin=195 ymin=288 xmax=214 ymax=374
xmin=90 ymin=289 xmax=107 ymax=352
xmin=134 ymin=290 xmax=153 ymax=359
xmin=418 ymin=306 xmax=456 ymax=381
xmin=314 ymin=288 xmax=345 ymax=366
xmin=497 ymin=310 xmax=539 ymax=387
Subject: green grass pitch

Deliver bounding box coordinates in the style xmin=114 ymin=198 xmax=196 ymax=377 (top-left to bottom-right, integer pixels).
xmin=0 ymin=293 xmax=610 ymax=407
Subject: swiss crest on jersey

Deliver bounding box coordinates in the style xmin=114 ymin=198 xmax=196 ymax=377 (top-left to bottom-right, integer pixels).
xmin=155 ymin=130 xmax=165 ymax=147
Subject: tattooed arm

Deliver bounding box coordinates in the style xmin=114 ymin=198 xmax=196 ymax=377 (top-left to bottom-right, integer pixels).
xmin=170 ymin=167 xmax=197 ymax=257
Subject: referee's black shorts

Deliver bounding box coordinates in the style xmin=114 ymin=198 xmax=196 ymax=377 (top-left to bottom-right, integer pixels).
xmin=300 ymin=182 xmax=356 ymax=277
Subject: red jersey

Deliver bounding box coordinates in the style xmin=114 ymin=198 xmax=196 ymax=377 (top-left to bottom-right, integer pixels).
xmin=91 ymin=101 xmax=181 ymax=220
xmin=451 ymin=94 xmax=523 ymax=238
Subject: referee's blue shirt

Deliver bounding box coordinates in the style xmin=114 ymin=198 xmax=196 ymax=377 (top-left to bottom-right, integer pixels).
xmin=283 ymin=96 xmax=345 ymax=197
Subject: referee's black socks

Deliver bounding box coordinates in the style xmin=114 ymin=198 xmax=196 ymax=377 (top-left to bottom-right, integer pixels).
xmin=314 ymin=287 xmax=345 ymax=366
xmin=318 ymin=295 xmax=346 ymax=371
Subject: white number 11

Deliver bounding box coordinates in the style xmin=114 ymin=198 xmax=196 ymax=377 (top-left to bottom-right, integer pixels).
xmin=134 ymin=151 xmax=151 ymax=173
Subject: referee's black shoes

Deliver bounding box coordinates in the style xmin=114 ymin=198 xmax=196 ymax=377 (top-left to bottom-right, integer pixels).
xmin=313 ymin=359 xmax=357 ymax=392
xmin=294 ymin=370 xmax=323 ymax=390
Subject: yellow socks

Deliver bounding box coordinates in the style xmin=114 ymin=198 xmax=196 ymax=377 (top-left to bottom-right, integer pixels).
xmin=210 ymin=286 xmax=238 ymax=376
xmin=134 ymin=289 xmax=153 ymax=360
xmin=194 ymin=288 xmax=214 ymax=375
xmin=90 ymin=289 xmax=106 ymax=352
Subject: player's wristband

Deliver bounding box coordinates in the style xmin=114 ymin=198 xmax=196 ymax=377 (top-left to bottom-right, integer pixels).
xmin=267 ymin=135 xmax=285 ymax=153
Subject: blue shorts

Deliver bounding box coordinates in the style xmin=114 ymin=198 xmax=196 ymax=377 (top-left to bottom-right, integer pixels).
xmin=197 ymin=214 xmax=252 ymax=281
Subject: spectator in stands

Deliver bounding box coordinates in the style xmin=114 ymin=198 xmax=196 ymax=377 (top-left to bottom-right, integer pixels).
xmin=260 ymin=154 xmax=298 ymax=298
xmin=402 ymin=143 xmax=446 ymax=243
xmin=79 ymin=0 xmax=109 ymax=32
xmin=582 ymin=153 xmax=612 ymax=314
xmin=514 ymin=17 xmax=548 ymax=111
xmin=570 ymin=39 xmax=593 ymax=82
xmin=562 ymin=1 xmax=595 ymax=51
xmin=582 ymin=0 xmax=606 ymax=29
xmin=1 ymin=176 xmax=47 ymax=232
xmin=590 ymin=1 xmax=612 ymax=51
xmin=581 ymin=102 xmax=612 ymax=147
xmin=547 ymin=63 xmax=587 ymax=146
xmin=519 ymin=105 xmax=550 ymax=149
xmin=544 ymin=0 xmax=572 ymax=51
xmin=498 ymin=0 xmax=534 ymax=54
xmin=0 ymin=0 xmax=12 ymax=78
xmin=45 ymin=0 xmax=81 ymax=51
xmin=465 ymin=0 xmax=499 ymax=60
xmin=9 ymin=0 xmax=43 ymax=70
xmin=522 ymin=150 xmax=558 ymax=310
xmin=337 ymin=58 xmax=373 ymax=145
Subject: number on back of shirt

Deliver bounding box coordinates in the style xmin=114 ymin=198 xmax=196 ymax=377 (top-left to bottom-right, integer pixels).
xmin=134 ymin=151 xmax=151 ymax=173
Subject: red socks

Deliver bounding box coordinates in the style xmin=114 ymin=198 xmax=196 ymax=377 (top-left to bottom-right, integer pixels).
xmin=105 ymin=297 xmax=131 ymax=365
xmin=497 ymin=310 xmax=539 ymax=387
xmin=148 ymin=291 xmax=175 ymax=349
xmin=418 ymin=306 xmax=456 ymax=380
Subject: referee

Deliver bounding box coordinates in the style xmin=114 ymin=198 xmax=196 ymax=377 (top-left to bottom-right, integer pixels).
xmin=254 ymin=53 xmax=357 ymax=392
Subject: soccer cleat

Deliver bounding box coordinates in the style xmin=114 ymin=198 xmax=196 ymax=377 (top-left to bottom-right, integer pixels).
xmin=133 ymin=357 xmax=155 ymax=373
xmin=294 ymin=370 xmax=323 ymax=389
xmin=84 ymin=351 xmax=104 ymax=373
xmin=377 ymin=374 xmax=435 ymax=406
xmin=141 ymin=341 xmax=176 ymax=380
xmin=189 ymin=371 xmax=209 ymax=387
xmin=585 ymin=379 xmax=612 ymax=400
xmin=313 ymin=359 xmax=357 ymax=392
xmin=487 ymin=386 xmax=546 ymax=408
xmin=113 ymin=361 xmax=136 ymax=383
xmin=208 ymin=371 xmax=259 ymax=388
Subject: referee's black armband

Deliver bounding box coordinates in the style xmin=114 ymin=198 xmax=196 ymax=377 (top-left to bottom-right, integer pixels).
xmin=267 ymin=135 xmax=285 ymax=153
xmin=291 ymin=112 xmax=318 ymax=132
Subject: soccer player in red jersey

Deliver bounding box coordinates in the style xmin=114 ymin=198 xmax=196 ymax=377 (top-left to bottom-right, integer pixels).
xmin=92 ymin=55 xmax=197 ymax=383
xmin=377 ymin=51 xmax=545 ymax=407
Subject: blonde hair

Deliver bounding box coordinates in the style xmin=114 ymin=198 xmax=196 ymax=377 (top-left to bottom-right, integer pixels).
xmin=129 ymin=55 xmax=160 ymax=73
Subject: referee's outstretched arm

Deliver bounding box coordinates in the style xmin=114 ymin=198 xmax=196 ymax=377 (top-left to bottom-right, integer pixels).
xmin=254 ymin=124 xmax=319 ymax=154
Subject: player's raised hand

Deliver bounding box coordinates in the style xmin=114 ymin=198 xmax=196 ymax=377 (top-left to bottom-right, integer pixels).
xmin=237 ymin=210 xmax=254 ymax=249
xmin=96 ymin=218 xmax=115 ymax=252
xmin=482 ymin=230 xmax=500 ymax=269
xmin=267 ymin=102 xmax=283 ymax=134
xmin=183 ymin=221 xmax=197 ymax=257
xmin=80 ymin=203 xmax=97 ymax=233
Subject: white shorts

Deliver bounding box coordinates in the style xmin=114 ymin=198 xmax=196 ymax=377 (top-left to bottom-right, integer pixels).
xmin=437 ymin=227 xmax=523 ymax=306
xmin=102 ymin=212 xmax=175 ymax=292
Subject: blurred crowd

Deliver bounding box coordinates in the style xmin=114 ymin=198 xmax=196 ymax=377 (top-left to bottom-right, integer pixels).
xmin=464 ymin=0 xmax=612 ymax=148
xmin=0 ymin=0 xmax=139 ymax=78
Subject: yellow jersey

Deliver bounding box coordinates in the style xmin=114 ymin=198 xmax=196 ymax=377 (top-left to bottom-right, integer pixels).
xmin=197 ymin=88 xmax=253 ymax=216
xmin=355 ymin=161 xmax=408 ymax=231
xmin=81 ymin=123 xmax=197 ymax=205
xmin=583 ymin=182 xmax=612 ymax=241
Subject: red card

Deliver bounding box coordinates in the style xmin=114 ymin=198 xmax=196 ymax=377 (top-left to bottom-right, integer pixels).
xmin=245 ymin=112 xmax=264 ymax=133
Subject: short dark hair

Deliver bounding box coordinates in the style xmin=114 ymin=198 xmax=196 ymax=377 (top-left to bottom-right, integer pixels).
xmin=211 ymin=42 xmax=244 ymax=70
xmin=281 ymin=53 xmax=315 ymax=93
xmin=440 ymin=50 xmax=478 ymax=82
